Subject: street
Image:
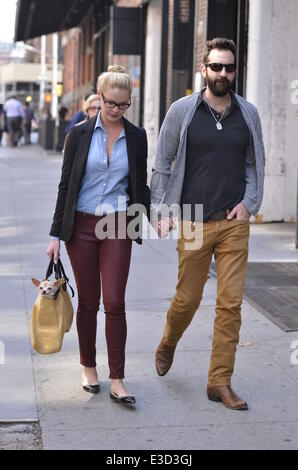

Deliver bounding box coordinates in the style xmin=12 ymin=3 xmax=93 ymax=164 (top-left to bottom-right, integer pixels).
xmin=0 ymin=144 xmax=298 ymax=450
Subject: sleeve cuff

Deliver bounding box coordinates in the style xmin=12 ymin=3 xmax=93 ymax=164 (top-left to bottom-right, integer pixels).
xmin=241 ymin=198 xmax=255 ymax=216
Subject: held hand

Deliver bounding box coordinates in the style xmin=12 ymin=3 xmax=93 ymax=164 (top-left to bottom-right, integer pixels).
xmin=157 ymin=217 xmax=176 ymax=238
xmin=227 ymin=203 xmax=251 ymax=221
xmin=46 ymin=240 xmax=60 ymax=264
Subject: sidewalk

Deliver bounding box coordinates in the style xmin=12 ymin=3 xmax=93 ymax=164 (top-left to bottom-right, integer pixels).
xmin=0 ymin=144 xmax=298 ymax=450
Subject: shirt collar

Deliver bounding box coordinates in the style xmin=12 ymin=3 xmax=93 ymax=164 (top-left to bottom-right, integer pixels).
xmin=200 ymin=90 xmax=239 ymax=112
xmin=94 ymin=111 xmax=104 ymax=130
xmin=94 ymin=112 xmax=126 ymax=138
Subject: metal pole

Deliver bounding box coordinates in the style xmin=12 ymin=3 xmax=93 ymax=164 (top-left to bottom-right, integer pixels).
xmin=52 ymin=33 xmax=59 ymax=125
xmin=39 ymin=35 xmax=46 ymax=112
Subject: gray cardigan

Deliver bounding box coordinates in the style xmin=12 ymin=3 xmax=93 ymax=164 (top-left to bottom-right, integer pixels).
xmin=150 ymin=89 xmax=265 ymax=216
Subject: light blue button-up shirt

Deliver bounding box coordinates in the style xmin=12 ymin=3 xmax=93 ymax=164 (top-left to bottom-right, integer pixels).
xmin=76 ymin=112 xmax=130 ymax=215
xmin=4 ymin=98 xmax=24 ymax=118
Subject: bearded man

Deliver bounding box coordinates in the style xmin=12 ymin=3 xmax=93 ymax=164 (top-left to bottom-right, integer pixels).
xmin=150 ymin=38 xmax=265 ymax=410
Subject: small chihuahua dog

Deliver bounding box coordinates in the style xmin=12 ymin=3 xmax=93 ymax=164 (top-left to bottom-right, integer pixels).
xmin=32 ymin=278 xmax=65 ymax=299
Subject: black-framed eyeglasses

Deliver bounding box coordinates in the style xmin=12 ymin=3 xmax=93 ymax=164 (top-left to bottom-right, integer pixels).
xmin=205 ymin=63 xmax=236 ymax=73
xmin=101 ymin=92 xmax=131 ymax=111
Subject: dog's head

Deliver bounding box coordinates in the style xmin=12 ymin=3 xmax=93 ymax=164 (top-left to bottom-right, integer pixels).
xmin=32 ymin=278 xmax=65 ymax=298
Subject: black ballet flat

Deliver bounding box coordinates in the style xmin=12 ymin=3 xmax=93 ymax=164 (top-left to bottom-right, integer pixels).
xmin=109 ymin=390 xmax=136 ymax=405
xmin=82 ymin=378 xmax=100 ymax=394
xmin=82 ymin=383 xmax=100 ymax=394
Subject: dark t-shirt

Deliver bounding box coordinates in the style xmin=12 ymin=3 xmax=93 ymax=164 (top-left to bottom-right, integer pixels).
xmin=180 ymin=93 xmax=250 ymax=221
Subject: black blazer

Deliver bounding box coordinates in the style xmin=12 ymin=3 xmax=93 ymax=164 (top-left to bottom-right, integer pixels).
xmin=50 ymin=116 xmax=151 ymax=244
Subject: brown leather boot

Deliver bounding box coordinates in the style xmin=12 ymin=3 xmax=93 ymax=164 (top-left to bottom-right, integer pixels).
xmin=207 ymin=384 xmax=248 ymax=410
xmin=155 ymin=339 xmax=176 ymax=376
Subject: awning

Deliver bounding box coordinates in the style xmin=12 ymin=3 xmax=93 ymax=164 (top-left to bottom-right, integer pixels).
xmin=15 ymin=0 xmax=96 ymax=41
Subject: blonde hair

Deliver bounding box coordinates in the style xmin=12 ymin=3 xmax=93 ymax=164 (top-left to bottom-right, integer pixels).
xmin=83 ymin=94 xmax=100 ymax=114
xmin=97 ymin=65 xmax=132 ymax=94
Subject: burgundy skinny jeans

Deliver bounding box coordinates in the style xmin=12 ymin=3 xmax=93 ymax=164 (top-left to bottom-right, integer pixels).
xmin=65 ymin=211 xmax=132 ymax=379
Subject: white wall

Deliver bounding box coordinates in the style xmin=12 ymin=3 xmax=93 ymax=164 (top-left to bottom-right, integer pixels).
xmin=284 ymin=0 xmax=298 ymax=222
xmin=143 ymin=0 xmax=162 ymax=178
xmin=247 ymin=0 xmax=298 ymax=222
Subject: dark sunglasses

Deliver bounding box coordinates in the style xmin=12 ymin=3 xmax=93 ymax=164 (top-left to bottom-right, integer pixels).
xmin=205 ymin=63 xmax=236 ymax=73
xmin=101 ymin=92 xmax=131 ymax=111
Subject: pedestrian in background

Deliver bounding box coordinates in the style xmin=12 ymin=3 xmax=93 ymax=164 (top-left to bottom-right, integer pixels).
xmin=151 ymin=38 xmax=265 ymax=410
xmin=23 ymin=101 xmax=35 ymax=145
xmin=4 ymin=95 xmax=24 ymax=147
xmin=0 ymin=104 xmax=4 ymax=145
xmin=2 ymin=109 xmax=9 ymax=146
xmin=64 ymin=93 xmax=92 ymax=136
xmin=56 ymin=107 xmax=69 ymax=152
xmin=62 ymin=94 xmax=93 ymax=153
xmin=72 ymin=94 xmax=101 ymax=129
xmin=46 ymin=65 xmax=150 ymax=405
xmin=82 ymin=94 xmax=101 ymax=121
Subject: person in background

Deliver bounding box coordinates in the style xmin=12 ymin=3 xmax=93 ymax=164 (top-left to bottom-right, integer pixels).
xmin=0 ymin=105 xmax=4 ymax=145
xmin=59 ymin=106 xmax=68 ymax=121
xmin=4 ymin=94 xmax=24 ymax=147
xmin=73 ymin=94 xmax=101 ymax=129
xmin=62 ymin=94 xmax=93 ymax=153
xmin=56 ymin=107 xmax=69 ymax=153
xmin=3 ymin=109 xmax=9 ymax=146
xmin=23 ymin=101 xmax=35 ymax=145
xmin=82 ymin=94 xmax=101 ymax=121
xmin=64 ymin=93 xmax=93 ymax=136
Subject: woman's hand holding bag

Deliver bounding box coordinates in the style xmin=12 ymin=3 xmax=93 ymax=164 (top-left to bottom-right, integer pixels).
xmin=31 ymin=258 xmax=74 ymax=354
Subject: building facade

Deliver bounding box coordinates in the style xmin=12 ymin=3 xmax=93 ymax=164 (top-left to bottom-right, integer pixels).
xmin=14 ymin=0 xmax=298 ymax=223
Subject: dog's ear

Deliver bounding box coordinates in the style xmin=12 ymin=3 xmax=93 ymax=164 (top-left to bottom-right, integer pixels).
xmin=53 ymin=278 xmax=65 ymax=288
xmin=31 ymin=278 xmax=41 ymax=287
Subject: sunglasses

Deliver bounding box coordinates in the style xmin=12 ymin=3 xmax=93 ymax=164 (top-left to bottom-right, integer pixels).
xmin=205 ymin=63 xmax=236 ymax=73
xmin=101 ymin=92 xmax=131 ymax=111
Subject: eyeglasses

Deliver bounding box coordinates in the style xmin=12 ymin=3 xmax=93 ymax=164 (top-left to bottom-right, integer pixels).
xmin=88 ymin=106 xmax=100 ymax=112
xmin=101 ymin=92 xmax=131 ymax=111
xmin=205 ymin=63 xmax=236 ymax=73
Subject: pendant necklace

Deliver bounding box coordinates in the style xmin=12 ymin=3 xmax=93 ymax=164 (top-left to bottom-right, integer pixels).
xmin=205 ymin=97 xmax=229 ymax=131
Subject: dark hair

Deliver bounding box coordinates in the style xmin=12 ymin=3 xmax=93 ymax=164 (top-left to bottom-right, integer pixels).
xmin=59 ymin=106 xmax=68 ymax=119
xmin=203 ymin=38 xmax=237 ymax=64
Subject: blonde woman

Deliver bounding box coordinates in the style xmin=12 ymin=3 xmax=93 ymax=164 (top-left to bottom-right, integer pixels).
xmin=83 ymin=94 xmax=101 ymax=120
xmin=47 ymin=65 xmax=150 ymax=405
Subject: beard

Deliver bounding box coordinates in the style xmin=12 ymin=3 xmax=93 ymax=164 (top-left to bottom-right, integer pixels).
xmin=206 ymin=72 xmax=235 ymax=97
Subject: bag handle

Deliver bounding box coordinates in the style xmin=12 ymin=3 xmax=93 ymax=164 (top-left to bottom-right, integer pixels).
xmin=45 ymin=258 xmax=55 ymax=280
xmin=45 ymin=258 xmax=75 ymax=298
xmin=55 ymin=260 xmax=75 ymax=298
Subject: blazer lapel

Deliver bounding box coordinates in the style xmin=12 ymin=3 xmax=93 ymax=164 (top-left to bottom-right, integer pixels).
xmin=123 ymin=117 xmax=138 ymax=200
xmin=76 ymin=116 xmax=97 ymax=178
xmin=123 ymin=118 xmax=137 ymax=175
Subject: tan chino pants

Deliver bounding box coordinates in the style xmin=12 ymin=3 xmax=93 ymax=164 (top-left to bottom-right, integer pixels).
xmin=162 ymin=217 xmax=250 ymax=385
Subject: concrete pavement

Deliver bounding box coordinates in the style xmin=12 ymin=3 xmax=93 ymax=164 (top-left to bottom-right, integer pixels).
xmin=0 ymin=143 xmax=298 ymax=450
